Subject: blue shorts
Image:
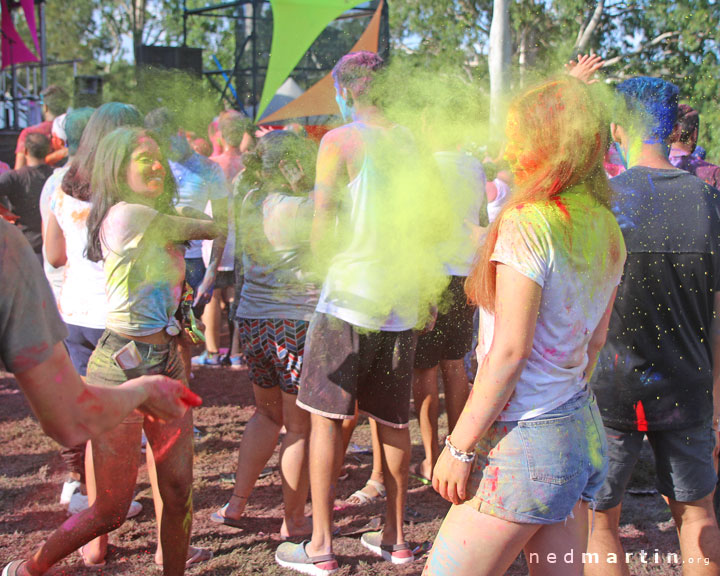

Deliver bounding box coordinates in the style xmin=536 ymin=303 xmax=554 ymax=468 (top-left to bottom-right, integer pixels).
xmin=65 ymin=324 xmax=105 ymax=377
xmin=465 ymin=388 xmax=608 ymax=524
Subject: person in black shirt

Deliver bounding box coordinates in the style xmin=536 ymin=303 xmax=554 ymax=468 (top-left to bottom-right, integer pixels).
xmin=0 ymin=133 xmax=54 ymax=256
xmin=587 ymin=77 xmax=720 ymax=575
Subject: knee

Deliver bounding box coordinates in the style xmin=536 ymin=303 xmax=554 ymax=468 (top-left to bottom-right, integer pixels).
xmin=92 ymin=499 xmax=131 ymax=532
xmin=257 ymin=404 xmax=284 ymax=428
xmin=159 ymin=477 xmax=193 ymax=513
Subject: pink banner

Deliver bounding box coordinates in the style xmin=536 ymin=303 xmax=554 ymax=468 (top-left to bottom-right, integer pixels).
xmin=1 ymin=0 xmax=40 ymax=68
xmin=20 ymin=0 xmax=39 ymax=54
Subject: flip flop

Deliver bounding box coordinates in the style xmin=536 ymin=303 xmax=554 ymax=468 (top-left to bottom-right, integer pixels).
xmin=409 ymin=462 xmax=432 ymax=486
xmin=342 ymin=478 xmax=386 ymax=507
xmin=340 ymin=516 xmax=382 ymax=537
xmin=210 ymin=503 xmax=244 ymax=529
xmin=79 ymin=544 xmax=106 ymax=568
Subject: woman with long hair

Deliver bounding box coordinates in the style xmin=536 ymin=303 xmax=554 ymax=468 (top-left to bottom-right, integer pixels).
xmin=211 ymin=130 xmax=319 ymax=539
xmin=5 ymin=127 xmax=219 ymax=576
xmin=423 ymin=78 xmax=626 ymax=576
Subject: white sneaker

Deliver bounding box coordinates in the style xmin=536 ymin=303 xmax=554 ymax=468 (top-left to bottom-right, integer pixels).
xmin=68 ymin=493 xmax=143 ymax=519
xmin=59 ymin=479 xmax=81 ymax=505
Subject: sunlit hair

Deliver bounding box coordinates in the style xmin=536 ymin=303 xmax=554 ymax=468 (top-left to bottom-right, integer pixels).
xmin=616 ymin=77 xmax=678 ymax=143
xmin=86 ymin=127 xmax=177 ymax=262
xmin=331 ymin=51 xmax=384 ymax=101
xmin=218 ymin=110 xmax=250 ymax=147
xmin=240 ymin=130 xmax=317 ymax=258
xmin=64 ymin=107 xmax=95 ymax=156
xmin=669 ymin=103 xmax=699 ymax=145
xmin=62 ymin=102 xmax=143 ymax=201
xmin=466 ymin=78 xmax=611 ymax=312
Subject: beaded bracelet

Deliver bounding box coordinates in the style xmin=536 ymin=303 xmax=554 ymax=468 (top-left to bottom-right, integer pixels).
xmin=445 ymin=436 xmax=475 ymax=463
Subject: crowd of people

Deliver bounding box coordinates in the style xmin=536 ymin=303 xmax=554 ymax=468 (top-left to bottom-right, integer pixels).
xmin=1 ymin=49 xmax=720 ymax=576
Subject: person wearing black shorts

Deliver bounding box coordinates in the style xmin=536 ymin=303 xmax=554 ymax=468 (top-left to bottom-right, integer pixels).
xmin=275 ymin=52 xmax=431 ymax=574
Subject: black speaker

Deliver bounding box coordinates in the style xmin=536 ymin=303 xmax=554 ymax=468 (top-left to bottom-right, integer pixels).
xmin=74 ymin=75 xmax=103 ymax=108
xmin=135 ymin=45 xmax=203 ymax=76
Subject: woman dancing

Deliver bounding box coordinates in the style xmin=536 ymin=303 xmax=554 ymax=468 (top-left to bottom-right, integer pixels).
xmin=4 ymin=126 xmax=219 ymax=576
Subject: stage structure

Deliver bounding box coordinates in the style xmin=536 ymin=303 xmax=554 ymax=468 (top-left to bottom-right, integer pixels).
xmin=181 ymin=0 xmax=389 ymax=122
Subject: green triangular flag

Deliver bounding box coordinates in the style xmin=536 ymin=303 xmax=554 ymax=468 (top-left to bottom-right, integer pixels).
xmin=257 ymin=0 xmax=366 ymax=120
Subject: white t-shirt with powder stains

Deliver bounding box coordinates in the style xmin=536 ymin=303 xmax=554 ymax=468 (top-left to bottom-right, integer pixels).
xmin=477 ymin=189 xmax=626 ymax=421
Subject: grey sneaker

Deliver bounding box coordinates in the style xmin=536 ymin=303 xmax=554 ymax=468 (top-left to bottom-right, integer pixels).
xmin=360 ymin=530 xmax=414 ymax=565
xmin=275 ymin=541 xmax=338 ymax=575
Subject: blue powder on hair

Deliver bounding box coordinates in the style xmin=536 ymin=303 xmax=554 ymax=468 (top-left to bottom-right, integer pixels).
xmin=616 ymin=77 xmax=679 ymax=143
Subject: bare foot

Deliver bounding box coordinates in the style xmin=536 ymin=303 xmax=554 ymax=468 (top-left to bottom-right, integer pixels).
xmin=155 ymin=544 xmax=205 ymax=566
xmin=81 ymin=535 xmax=108 ymax=565
xmin=280 ymin=515 xmax=312 ymax=540
xmin=410 ymin=460 xmax=432 ymax=484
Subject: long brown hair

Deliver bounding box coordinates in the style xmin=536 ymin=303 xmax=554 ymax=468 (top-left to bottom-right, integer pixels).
xmin=62 ymin=103 xmax=143 ymax=201
xmin=86 ymin=127 xmax=177 ymax=262
xmin=466 ymin=78 xmax=612 ymax=312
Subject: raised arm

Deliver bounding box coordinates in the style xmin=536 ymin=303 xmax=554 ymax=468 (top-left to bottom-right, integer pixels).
xmin=151 ymin=212 xmax=221 ymax=244
xmin=310 ymin=131 xmax=346 ymax=265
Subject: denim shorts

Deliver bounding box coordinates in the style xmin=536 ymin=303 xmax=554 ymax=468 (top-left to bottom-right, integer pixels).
xmin=465 ymin=388 xmax=608 ymax=524
xmin=86 ymin=330 xmax=185 ymax=423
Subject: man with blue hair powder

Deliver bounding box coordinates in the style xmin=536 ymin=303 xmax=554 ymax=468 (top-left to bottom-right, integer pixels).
xmin=587 ymin=77 xmax=720 ymax=574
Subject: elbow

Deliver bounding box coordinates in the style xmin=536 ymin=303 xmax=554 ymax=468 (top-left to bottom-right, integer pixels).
xmin=488 ymin=346 xmax=531 ymax=376
xmin=46 ymin=251 xmax=67 ymax=268
xmin=587 ymin=336 xmax=607 ymax=359
xmin=41 ymin=421 xmax=89 ymax=448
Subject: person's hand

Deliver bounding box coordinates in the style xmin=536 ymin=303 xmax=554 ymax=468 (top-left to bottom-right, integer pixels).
xmin=255 ymin=125 xmax=276 ymax=139
xmin=432 ymin=446 xmax=474 ymax=505
xmin=0 ymin=204 xmax=19 ymax=223
xmin=193 ymin=275 xmax=215 ymax=308
xmin=133 ymin=375 xmax=202 ymax=422
xmin=566 ymin=53 xmax=604 ymax=84
xmin=279 ymin=158 xmax=306 ymax=193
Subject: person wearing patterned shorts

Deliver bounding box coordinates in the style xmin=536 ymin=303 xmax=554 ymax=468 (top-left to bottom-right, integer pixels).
xmin=238 ymin=318 xmax=307 ymax=394
xmin=211 ymin=130 xmax=319 ymax=541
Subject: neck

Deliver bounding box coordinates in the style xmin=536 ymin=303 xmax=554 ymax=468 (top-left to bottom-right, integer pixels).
xmin=26 ymin=157 xmax=44 ymax=168
xmin=630 ymin=142 xmax=675 ymax=170
xmin=352 ymin=104 xmax=386 ymax=126
xmin=124 ymin=192 xmax=157 ymax=208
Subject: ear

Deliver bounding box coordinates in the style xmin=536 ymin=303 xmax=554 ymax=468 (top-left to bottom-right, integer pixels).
xmin=610 ymin=123 xmax=624 ymax=144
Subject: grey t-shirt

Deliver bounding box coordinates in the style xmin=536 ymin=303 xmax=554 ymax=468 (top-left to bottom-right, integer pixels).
xmin=0 ymin=218 xmax=67 ymax=373
xmin=235 ymin=191 xmax=319 ymax=321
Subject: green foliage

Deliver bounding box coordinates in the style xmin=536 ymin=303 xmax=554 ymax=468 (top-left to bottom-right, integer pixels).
xmin=389 ymin=0 xmax=720 ymax=161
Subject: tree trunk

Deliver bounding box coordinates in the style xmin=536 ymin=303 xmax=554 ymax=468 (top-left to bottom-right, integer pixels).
xmin=489 ymin=0 xmax=511 ymax=131
xmin=575 ymin=0 xmax=604 ymax=53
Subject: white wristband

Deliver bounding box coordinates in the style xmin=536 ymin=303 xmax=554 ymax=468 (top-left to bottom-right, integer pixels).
xmin=445 ymin=436 xmax=475 ymax=463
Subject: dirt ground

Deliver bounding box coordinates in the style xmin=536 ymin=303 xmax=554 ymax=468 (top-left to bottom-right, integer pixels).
xmin=0 ymin=363 xmax=683 ymax=575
